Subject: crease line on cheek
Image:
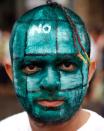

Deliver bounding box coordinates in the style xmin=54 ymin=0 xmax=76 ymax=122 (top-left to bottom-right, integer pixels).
xmin=26 ymin=75 xmax=28 ymax=96
xmin=25 ymin=24 xmax=29 ymax=97
xmin=24 ymin=12 xmax=36 ymax=96
xmin=56 ymin=15 xmax=61 ymax=91
xmin=80 ymin=67 xmax=84 ymax=102
xmin=56 ymin=15 xmax=58 ymax=54
xmin=59 ymin=71 xmax=61 ymax=91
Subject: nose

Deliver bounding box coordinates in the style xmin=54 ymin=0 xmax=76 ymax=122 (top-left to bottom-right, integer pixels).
xmin=40 ymin=66 xmax=60 ymax=93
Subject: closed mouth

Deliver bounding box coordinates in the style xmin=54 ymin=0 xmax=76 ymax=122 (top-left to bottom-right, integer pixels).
xmin=37 ymin=100 xmax=64 ymax=108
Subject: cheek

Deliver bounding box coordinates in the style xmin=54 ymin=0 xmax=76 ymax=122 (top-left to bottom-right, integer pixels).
xmin=60 ymin=65 xmax=89 ymax=90
xmin=26 ymin=70 xmax=46 ymax=91
xmin=81 ymin=64 xmax=89 ymax=85
xmin=13 ymin=62 xmax=27 ymax=97
xmin=60 ymin=70 xmax=83 ymax=90
xmin=63 ymin=87 xmax=87 ymax=114
xmin=27 ymin=75 xmax=41 ymax=91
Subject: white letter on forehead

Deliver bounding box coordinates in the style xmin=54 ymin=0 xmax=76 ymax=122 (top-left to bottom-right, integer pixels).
xmin=29 ymin=24 xmax=51 ymax=34
xmin=29 ymin=25 xmax=41 ymax=35
xmin=43 ymin=24 xmax=51 ymax=34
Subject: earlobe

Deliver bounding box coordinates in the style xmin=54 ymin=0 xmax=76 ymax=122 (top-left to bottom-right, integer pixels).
xmin=4 ymin=63 xmax=13 ymax=80
xmin=88 ymin=61 xmax=96 ymax=82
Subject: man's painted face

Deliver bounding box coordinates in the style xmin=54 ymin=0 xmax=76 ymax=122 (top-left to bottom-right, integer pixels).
xmin=11 ymin=5 xmax=89 ymax=124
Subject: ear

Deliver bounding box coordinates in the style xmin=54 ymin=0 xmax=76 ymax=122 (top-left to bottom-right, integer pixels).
xmin=88 ymin=61 xmax=96 ymax=82
xmin=4 ymin=63 xmax=13 ymax=80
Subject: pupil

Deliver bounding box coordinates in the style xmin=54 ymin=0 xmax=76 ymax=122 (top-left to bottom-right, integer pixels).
xmin=64 ymin=62 xmax=70 ymax=67
xmin=29 ymin=65 xmax=34 ymax=69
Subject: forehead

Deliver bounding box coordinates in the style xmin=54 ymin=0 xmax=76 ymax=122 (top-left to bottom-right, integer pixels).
xmin=13 ymin=20 xmax=78 ymax=58
xmin=25 ymin=20 xmax=76 ymax=55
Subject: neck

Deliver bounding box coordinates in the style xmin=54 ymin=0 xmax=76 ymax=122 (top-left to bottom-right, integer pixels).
xmin=29 ymin=108 xmax=90 ymax=131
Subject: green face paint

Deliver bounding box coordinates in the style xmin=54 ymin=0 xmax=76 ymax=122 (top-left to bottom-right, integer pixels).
xmin=10 ymin=3 xmax=90 ymax=124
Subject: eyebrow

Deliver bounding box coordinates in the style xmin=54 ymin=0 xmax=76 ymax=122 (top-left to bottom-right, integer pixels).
xmin=21 ymin=55 xmax=82 ymax=67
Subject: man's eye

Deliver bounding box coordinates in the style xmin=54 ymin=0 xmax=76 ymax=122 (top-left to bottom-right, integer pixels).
xmin=22 ymin=65 xmax=41 ymax=75
xmin=59 ymin=62 xmax=77 ymax=72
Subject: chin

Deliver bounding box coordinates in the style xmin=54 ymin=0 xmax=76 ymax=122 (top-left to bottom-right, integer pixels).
xmin=27 ymin=108 xmax=78 ymax=126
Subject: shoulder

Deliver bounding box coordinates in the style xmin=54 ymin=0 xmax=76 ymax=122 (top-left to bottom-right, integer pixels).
xmin=0 ymin=112 xmax=31 ymax=131
xmin=79 ymin=109 xmax=104 ymax=131
xmin=84 ymin=109 xmax=104 ymax=122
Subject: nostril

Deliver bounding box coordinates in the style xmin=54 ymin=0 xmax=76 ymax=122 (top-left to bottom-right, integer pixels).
xmin=40 ymin=85 xmax=53 ymax=91
xmin=40 ymin=84 xmax=60 ymax=93
xmin=40 ymin=85 xmax=45 ymax=90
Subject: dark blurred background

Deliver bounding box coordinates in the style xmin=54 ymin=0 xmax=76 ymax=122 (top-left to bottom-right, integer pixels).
xmin=0 ymin=0 xmax=104 ymax=120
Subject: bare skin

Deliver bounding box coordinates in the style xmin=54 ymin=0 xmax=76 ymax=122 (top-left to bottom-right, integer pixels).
xmin=29 ymin=108 xmax=90 ymax=131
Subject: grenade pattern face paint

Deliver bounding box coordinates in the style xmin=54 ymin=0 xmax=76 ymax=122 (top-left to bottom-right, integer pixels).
xmin=10 ymin=4 xmax=90 ymax=124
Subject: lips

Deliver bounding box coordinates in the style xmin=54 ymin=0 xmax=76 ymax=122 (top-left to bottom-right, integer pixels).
xmin=37 ymin=100 xmax=64 ymax=107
